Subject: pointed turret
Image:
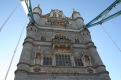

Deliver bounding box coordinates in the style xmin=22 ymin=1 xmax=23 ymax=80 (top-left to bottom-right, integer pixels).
xmin=33 ymin=5 xmax=42 ymax=15
xmin=72 ymin=9 xmax=81 ymax=19
xmin=72 ymin=9 xmax=84 ymax=28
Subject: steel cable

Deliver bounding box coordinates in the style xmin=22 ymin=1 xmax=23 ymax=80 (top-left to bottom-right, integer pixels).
xmin=3 ymin=20 xmax=27 ymax=80
xmin=101 ymin=25 xmax=121 ymax=53
xmin=0 ymin=5 xmax=17 ymax=32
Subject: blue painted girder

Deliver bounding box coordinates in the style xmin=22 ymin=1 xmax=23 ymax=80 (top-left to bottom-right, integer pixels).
xmin=86 ymin=0 xmax=121 ymax=28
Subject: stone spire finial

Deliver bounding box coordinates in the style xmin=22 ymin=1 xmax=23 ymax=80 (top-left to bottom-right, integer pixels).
xmin=72 ymin=8 xmax=76 ymax=12
xmin=38 ymin=4 xmax=40 ymax=7
xmin=72 ymin=8 xmax=78 ymax=13
xmin=73 ymin=8 xmax=75 ymax=11
xmin=33 ymin=4 xmax=42 ymax=15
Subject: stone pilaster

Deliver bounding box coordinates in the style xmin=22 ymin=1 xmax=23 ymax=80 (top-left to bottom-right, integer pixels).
xmin=70 ymin=56 xmax=75 ymax=67
xmin=40 ymin=54 xmax=43 ymax=65
xmin=87 ymin=43 xmax=108 ymax=74
xmin=88 ymin=44 xmax=103 ymax=66
xmin=52 ymin=55 xmax=56 ymax=66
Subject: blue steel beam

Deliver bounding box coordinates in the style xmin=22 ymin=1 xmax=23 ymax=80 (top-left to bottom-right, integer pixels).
xmin=86 ymin=10 xmax=121 ymax=28
xmin=86 ymin=0 xmax=121 ymax=27
xmin=21 ymin=0 xmax=35 ymax=24
xmin=27 ymin=0 xmax=35 ymax=24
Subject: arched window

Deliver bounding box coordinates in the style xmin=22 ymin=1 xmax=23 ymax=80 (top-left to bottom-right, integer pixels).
xmin=41 ymin=36 xmax=46 ymax=41
xmin=56 ymin=55 xmax=71 ymax=66
xmin=75 ymin=39 xmax=80 ymax=44
xmin=43 ymin=56 xmax=52 ymax=66
xmin=74 ymin=57 xmax=83 ymax=66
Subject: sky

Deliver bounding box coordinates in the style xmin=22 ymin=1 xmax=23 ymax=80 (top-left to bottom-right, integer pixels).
xmin=0 ymin=0 xmax=121 ymax=80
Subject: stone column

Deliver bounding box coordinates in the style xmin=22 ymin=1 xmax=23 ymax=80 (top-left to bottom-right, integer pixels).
xmin=88 ymin=46 xmax=103 ymax=66
xmin=15 ymin=42 xmax=33 ymax=80
xmin=19 ymin=42 xmax=33 ymax=64
xmin=52 ymin=55 xmax=56 ymax=66
xmin=88 ymin=43 xmax=107 ymax=73
xmin=70 ymin=56 xmax=75 ymax=67
xmin=34 ymin=53 xmax=41 ymax=65
xmin=40 ymin=55 xmax=43 ymax=65
xmin=81 ymin=28 xmax=92 ymax=43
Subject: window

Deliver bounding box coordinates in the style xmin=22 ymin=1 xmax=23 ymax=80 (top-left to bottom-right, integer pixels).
xmin=75 ymin=39 xmax=80 ymax=44
xmin=56 ymin=55 xmax=71 ymax=66
xmin=43 ymin=56 xmax=52 ymax=66
xmin=74 ymin=57 xmax=83 ymax=66
xmin=84 ymin=55 xmax=90 ymax=61
xmin=41 ymin=36 xmax=46 ymax=41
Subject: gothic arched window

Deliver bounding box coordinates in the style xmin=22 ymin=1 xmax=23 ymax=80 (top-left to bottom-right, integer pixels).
xmin=56 ymin=55 xmax=71 ymax=66
xmin=43 ymin=56 xmax=52 ymax=66
xmin=74 ymin=57 xmax=83 ymax=66
xmin=41 ymin=36 xmax=46 ymax=41
xmin=75 ymin=39 xmax=80 ymax=44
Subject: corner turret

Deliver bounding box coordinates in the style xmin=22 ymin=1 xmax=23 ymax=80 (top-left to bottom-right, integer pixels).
xmin=33 ymin=5 xmax=42 ymax=15
xmin=72 ymin=9 xmax=84 ymax=28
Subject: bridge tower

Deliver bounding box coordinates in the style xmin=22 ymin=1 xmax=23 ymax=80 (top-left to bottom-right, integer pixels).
xmin=14 ymin=6 xmax=110 ymax=80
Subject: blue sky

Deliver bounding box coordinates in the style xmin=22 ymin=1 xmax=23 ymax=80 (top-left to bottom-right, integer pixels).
xmin=0 ymin=0 xmax=121 ymax=80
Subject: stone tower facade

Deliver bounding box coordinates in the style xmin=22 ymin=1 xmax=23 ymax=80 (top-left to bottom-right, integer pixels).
xmin=14 ymin=6 xmax=110 ymax=80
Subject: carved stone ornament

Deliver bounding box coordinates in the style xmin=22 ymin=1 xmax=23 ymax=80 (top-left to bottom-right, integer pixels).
xmin=33 ymin=65 xmax=41 ymax=72
xmin=87 ymin=67 xmax=94 ymax=73
xmin=34 ymin=52 xmax=41 ymax=65
xmin=47 ymin=17 xmax=69 ymax=26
